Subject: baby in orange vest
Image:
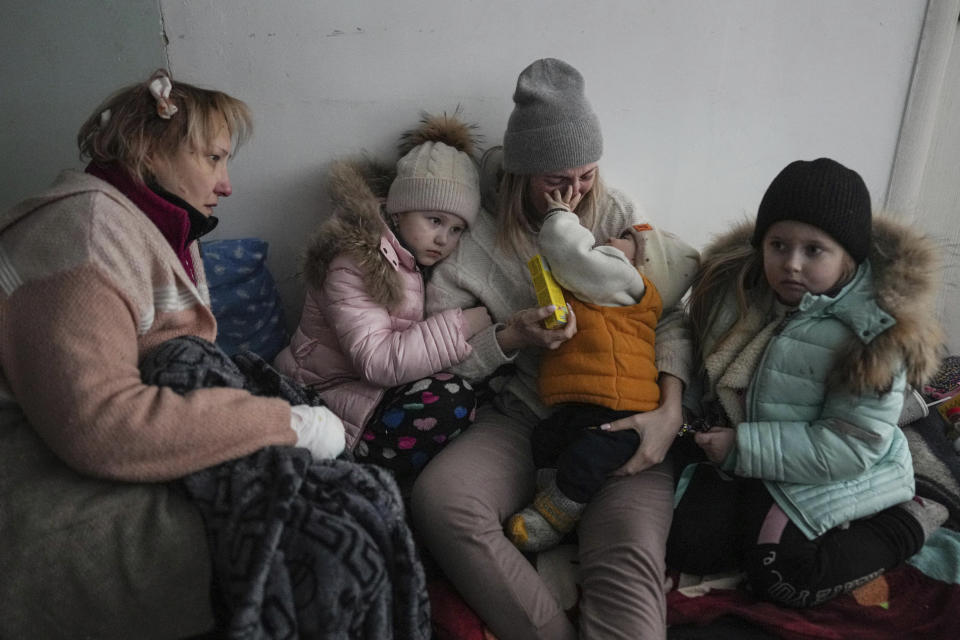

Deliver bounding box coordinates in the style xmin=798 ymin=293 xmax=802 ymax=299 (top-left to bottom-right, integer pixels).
xmin=507 ymin=186 xmax=700 ymax=552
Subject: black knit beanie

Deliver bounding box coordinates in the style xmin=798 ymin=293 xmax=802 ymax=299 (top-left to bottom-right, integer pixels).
xmin=752 ymin=158 xmax=872 ymax=264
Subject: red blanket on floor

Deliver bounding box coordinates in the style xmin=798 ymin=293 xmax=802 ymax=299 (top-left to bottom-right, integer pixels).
xmin=667 ymin=527 xmax=960 ymax=639
xmin=430 ymin=528 xmax=960 ymax=640
xmin=668 ymin=563 xmax=958 ymax=639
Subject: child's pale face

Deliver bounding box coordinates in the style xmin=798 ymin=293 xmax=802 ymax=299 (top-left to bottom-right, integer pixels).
xmin=393 ymin=210 xmax=466 ymax=266
xmin=762 ymin=220 xmax=852 ymax=305
xmin=604 ymin=236 xmax=636 ymax=263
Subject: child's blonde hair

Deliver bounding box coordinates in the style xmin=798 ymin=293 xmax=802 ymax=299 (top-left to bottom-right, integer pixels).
xmin=687 ymin=234 xmax=762 ymax=349
xmin=78 ymin=69 xmax=252 ymax=184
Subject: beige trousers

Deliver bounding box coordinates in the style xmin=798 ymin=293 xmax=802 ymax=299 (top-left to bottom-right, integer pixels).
xmin=411 ymin=393 xmax=674 ymax=640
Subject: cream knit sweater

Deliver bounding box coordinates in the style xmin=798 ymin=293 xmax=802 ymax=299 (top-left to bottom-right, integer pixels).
xmin=426 ymin=187 xmax=692 ymax=419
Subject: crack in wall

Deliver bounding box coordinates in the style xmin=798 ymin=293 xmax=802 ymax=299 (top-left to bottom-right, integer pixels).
xmin=158 ymin=0 xmax=172 ymax=72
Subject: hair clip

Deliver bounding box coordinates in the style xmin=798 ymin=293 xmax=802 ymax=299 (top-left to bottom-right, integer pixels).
xmin=148 ymin=71 xmax=178 ymax=120
xmin=100 ymin=109 xmax=111 ymax=126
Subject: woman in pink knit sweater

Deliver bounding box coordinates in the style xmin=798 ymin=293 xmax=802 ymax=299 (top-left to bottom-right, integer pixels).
xmin=0 ymin=70 xmax=345 ymax=638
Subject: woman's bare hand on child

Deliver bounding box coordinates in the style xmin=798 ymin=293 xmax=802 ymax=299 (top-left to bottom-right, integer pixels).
xmin=462 ymin=306 xmax=493 ymax=339
xmin=603 ymin=400 xmax=682 ymax=475
xmin=603 ymin=374 xmax=683 ymax=475
xmin=497 ymin=305 xmax=577 ymax=352
xmin=694 ymin=427 xmax=735 ymax=464
xmin=544 ymin=185 xmax=583 ymax=213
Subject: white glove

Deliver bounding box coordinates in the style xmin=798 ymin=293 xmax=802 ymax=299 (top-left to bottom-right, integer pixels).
xmin=290 ymin=405 xmax=346 ymax=460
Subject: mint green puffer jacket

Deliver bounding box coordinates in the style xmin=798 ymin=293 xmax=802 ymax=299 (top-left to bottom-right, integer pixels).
xmin=689 ymin=218 xmax=942 ymax=539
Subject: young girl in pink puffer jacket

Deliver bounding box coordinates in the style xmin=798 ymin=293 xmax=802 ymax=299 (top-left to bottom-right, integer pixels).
xmin=275 ymin=113 xmax=491 ymax=485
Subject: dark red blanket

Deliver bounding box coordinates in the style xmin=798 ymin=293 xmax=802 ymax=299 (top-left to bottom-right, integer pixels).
xmin=429 ymin=527 xmax=960 ymax=640
xmin=667 ymin=562 xmax=958 ymax=640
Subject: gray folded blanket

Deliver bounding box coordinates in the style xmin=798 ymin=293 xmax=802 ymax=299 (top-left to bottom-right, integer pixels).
xmin=140 ymin=335 xmax=430 ymax=640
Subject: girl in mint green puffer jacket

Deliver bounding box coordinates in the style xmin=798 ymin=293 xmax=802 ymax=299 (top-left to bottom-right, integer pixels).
xmin=669 ymin=158 xmax=946 ymax=608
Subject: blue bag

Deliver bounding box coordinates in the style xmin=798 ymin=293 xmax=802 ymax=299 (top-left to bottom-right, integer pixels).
xmin=201 ymin=238 xmax=289 ymax=361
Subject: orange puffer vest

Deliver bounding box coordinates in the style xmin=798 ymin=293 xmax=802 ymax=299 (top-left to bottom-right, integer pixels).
xmin=539 ymin=274 xmax=662 ymax=411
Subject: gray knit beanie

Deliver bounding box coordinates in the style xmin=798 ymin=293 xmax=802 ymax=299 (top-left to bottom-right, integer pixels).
xmin=502 ymin=58 xmax=603 ymax=174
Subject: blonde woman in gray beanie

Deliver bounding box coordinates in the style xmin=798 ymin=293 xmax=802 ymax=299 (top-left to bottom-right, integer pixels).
xmin=412 ymin=58 xmax=692 ymax=640
xmin=274 ymin=112 xmax=493 ymax=489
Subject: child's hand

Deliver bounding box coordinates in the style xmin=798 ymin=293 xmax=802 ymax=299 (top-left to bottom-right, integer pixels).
xmin=462 ymin=306 xmax=493 ymax=339
xmin=694 ymin=427 xmax=735 ymax=464
xmin=543 ymin=185 xmax=583 ymax=213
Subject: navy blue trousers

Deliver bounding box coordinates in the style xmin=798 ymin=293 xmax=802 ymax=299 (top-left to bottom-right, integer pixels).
xmin=531 ymin=404 xmax=640 ymax=503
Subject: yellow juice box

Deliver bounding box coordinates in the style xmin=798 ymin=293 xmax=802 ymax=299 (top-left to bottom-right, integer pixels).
xmin=527 ymin=254 xmax=568 ymax=329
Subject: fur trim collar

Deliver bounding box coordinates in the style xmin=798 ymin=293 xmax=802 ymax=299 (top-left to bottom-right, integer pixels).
xmin=302 ymin=158 xmax=407 ymax=308
xmin=702 ymin=216 xmax=943 ymax=392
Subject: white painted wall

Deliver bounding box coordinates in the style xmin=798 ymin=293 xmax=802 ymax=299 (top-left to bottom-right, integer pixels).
xmin=888 ymin=3 xmax=960 ymax=355
xmin=915 ymin=19 xmax=960 ymax=355
xmin=2 ymin=1 xmax=936 ymax=337
xmin=0 ymin=0 xmax=166 ymax=208
xmin=156 ymin=0 xmax=929 ymax=327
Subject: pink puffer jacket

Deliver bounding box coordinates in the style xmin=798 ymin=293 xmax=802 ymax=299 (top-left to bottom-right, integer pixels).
xmin=274 ymin=160 xmax=472 ymax=449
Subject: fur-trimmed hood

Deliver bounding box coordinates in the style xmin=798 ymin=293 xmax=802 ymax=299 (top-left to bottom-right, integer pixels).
xmin=700 ymin=216 xmax=944 ymax=393
xmin=302 ymin=111 xmax=481 ymax=309
xmin=302 ymin=158 xmax=407 ymax=309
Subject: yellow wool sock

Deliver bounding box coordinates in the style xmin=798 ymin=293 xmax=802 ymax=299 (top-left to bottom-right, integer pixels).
xmin=506 ymin=479 xmax=585 ymax=553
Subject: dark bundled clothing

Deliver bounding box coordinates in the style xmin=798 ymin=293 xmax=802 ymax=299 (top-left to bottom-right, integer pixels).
xmin=140 ymin=336 xmax=430 ymax=640
xmin=903 ymin=411 xmax=960 ymax=531
xmin=531 ymin=404 xmax=638 ymax=503
xmin=667 ymin=464 xmax=923 ymax=608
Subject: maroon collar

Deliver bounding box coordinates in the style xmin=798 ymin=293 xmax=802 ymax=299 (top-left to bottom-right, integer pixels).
xmin=85 ymin=162 xmax=198 ymax=284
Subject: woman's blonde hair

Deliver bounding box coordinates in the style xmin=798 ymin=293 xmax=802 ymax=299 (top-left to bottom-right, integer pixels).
xmin=77 ymin=69 xmax=252 ymax=183
xmin=494 ymin=169 xmax=605 ymax=259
